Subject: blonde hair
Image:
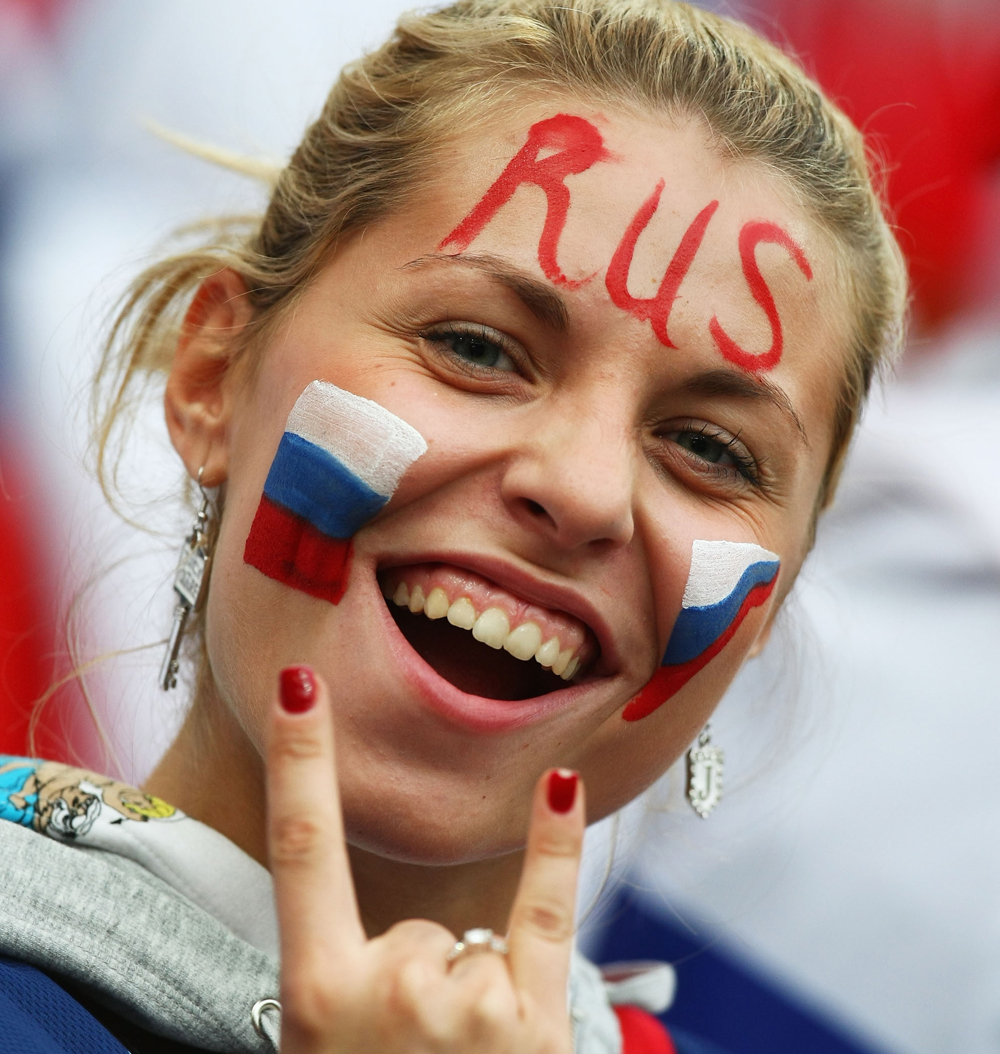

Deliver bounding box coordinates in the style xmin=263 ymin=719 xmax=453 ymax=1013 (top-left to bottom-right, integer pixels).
xmin=93 ymin=0 xmax=906 ymax=661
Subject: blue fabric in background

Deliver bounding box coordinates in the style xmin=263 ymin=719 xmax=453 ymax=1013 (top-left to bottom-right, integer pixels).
xmin=0 ymin=955 xmax=127 ymax=1054
xmin=594 ymin=893 xmax=902 ymax=1054
xmin=670 ymin=1028 xmax=739 ymax=1054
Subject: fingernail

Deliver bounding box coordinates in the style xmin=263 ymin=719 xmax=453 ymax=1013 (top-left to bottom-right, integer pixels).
xmin=279 ymin=666 xmax=316 ymax=713
xmin=547 ymin=769 xmax=578 ymax=814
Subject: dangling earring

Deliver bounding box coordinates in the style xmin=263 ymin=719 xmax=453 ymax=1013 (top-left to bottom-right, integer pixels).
xmin=159 ymin=467 xmax=213 ymax=691
xmin=686 ymin=723 xmax=724 ymax=818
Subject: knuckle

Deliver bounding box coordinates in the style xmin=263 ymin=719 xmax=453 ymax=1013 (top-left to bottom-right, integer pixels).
xmin=272 ymin=729 xmax=324 ymax=763
xmin=387 ymin=961 xmax=456 ymax=1041
xmin=387 ymin=917 xmax=453 ymax=949
xmin=514 ymin=897 xmax=574 ymax=942
xmin=445 ymin=971 xmax=513 ymax=1047
xmin=282 ymin=975 xmax=338 ymax=1037
xmin=269 ymin=814 xmax=324 ymax=864
xmin=533 ymin=829 xmax=582 ymax=859
xmin=466 ymin=980 xmax=515 ymax=1037
xmin=388 ymin=957 xmax=431 ymax=1011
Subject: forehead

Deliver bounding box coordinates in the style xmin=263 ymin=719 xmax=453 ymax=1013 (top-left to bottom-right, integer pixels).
xmin=363 ymin=100 xmax=849 ymax=431
xmin=427 ymin=103 xmax=824 ymax=260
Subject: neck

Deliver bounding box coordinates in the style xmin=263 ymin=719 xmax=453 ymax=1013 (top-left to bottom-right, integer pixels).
xmin=348 ymin=844 xmax=524 ymax=938
xmin=144 ymin=688 xmax=523 ymax=939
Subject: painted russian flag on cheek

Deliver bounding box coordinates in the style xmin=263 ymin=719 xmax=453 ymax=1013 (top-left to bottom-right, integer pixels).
xmin=243 ymin=381 xmax=427 ymax=604
xmin=622 ymin=540 xmax=780 ymax=721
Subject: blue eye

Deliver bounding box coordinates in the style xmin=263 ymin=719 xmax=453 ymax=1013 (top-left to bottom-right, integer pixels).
xmin=426 ymin=325 xmax=518 ymax=373
xmin=674 ymin=430 xmax=737 ymax=466
xmin=664 ymin=424 xmax=760 ymax=485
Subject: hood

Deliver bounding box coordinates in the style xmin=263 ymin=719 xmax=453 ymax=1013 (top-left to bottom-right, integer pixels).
xmin=0 ymin=755 xmax=281 ymax=1051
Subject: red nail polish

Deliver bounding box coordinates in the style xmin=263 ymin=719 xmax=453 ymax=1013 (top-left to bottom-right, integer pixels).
xmin=279 ymin=666 xmax=316 ymax=713
xmin=547 ymin=769 xmax=578 ymax=814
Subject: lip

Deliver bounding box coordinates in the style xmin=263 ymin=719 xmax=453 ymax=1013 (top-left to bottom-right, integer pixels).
xmin=372 ymin=550 xmax=623 ymax=734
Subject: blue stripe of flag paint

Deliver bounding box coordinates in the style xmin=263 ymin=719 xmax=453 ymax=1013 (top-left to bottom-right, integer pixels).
xmin=263 ymin=432 xmax=387 ymax=540
xmin=661 ymin=559 xmax=780 ymax=666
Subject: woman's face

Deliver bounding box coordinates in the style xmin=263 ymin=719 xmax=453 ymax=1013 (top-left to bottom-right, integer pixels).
xmin=201 ymin=102 xmax=847 ymax=863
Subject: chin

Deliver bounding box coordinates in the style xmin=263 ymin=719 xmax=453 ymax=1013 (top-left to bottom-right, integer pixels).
xmin=345 ymin=814 xmax=524 ymax=867
xmin=341 ymin=780 xmax=528 ymax=866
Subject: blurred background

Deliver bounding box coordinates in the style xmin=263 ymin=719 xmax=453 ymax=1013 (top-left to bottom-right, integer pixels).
xmin=0 ymin=1 xmax=997 ymax=1053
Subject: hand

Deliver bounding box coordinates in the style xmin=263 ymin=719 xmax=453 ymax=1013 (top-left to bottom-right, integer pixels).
xmin=266 ymin=665 xmax=585 ymax=1053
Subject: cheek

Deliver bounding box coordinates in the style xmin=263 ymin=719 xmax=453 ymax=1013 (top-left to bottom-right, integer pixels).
xmin=201 ymin=508 xmax=283 ymax=751
xmin=203 ymin=379 xmax=430 ymax=733
xmin=241 ymin=381 xmax=427 ymax=604
xmin=624 ymin=539 xmax=780 ymax=721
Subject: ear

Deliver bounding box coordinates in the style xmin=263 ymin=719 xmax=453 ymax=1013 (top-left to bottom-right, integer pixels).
xmin=165 ymin=269 xmax=253 ymax=486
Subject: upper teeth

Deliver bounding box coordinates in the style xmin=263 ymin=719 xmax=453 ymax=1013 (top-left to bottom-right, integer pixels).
xmin=390 ymin=581 xmax=581 ymax=681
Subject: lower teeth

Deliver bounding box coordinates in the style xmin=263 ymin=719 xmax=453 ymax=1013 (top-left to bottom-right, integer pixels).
xmin=387 ymin=606 xmax=570 ymax=701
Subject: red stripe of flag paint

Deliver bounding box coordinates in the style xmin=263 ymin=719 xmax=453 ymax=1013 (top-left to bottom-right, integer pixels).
xmin=242 ymin=495 xmax=354 ymax=605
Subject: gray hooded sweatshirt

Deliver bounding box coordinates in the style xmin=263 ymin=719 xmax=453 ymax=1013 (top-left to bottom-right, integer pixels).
xmin=0 ymin=757 xmax=673 ymax=1052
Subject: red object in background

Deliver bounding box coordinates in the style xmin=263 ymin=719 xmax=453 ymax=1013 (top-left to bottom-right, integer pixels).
xmin=0 ymin=0 xmax=97 ymax=765
xmin=754 ymin=0 xmax=1000 ymax=331
xmin=614 ymin=1005 xmax=677 ymax=1054
xmin=0 ymin=432 xmax=58 ymax=756
xmin=0 ymin=0 xmax=70 ymax=33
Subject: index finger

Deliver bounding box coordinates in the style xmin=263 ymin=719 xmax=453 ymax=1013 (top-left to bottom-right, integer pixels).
xmin=506 ymin=768 xmax=585 ymax=1016
xmin=266 ymin=664 xmax=367 ymax=969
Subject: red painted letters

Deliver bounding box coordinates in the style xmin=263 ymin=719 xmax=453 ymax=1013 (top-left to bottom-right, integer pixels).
xmin=709 ymin=221 xmax=813 ymax=373
xmin=442 ymin=115 xmax=814 ymax=372
xmin=439 ymin=114 xmax=609 ymax=287
xmin=606 ymin=180 xmax=719 ymax=348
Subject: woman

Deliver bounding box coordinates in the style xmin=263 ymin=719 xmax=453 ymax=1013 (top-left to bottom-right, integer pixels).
xmin=0 ymin=1 xmax=906 ymax=1051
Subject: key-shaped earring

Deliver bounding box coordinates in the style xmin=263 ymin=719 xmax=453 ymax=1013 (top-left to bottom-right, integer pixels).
xmin=159 ymin=468 xmax=213 ymax=691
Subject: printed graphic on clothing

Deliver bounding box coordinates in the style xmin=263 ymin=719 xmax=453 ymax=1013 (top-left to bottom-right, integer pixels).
xmin=0 ymin=757 xmax=177 ymax=840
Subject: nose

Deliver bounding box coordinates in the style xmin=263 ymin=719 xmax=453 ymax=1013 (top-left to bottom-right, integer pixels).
xmin=500 ymin=401 xmax=636 ymax=551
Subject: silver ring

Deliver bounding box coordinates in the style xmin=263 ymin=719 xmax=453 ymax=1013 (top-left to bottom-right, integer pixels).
xmin=446 ymin=927 xmax=509 ymax=965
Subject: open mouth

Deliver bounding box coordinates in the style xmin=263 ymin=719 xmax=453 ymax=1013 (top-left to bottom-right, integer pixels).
xmin=378 ymin=563 xmax=599 ymax=701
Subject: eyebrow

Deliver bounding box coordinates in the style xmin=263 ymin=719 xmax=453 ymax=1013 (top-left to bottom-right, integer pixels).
xmin=401 ymin=254 xmax=808 ymax=443
xmin=401 ymin=252 xmax=570 ymax=332
xmin=681 ymin=368 xmax=810 ymax=447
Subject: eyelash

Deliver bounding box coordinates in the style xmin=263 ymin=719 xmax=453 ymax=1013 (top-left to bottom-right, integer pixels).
xmin=419 ymin=322 xmax=521 ymax=376
xmin=660 ymin=420 xmax=765 ymax=488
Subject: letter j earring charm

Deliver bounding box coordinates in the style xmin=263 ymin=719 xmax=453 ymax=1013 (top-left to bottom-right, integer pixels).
xmin=686 ymin=723 xmax=724 ymax=818
xmin=159 ymin=468 xmax=213 ymax=690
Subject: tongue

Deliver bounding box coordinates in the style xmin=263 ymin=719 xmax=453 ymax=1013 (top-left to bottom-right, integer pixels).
xmin=391 ymin=608 xmax=562 ymax=700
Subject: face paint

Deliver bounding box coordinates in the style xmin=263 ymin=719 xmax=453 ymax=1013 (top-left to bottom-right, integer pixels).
xmin=438 ymin=114 xmax=610 ymax=288
xmin=606 ymin=179 xmax=719 ymax=348
xmin=243 ymin=382 xmax=427 ymax=603
xmin=622 ymin=540 xmax=780 ymax=721
xmin=709 ymin=221 xmax=812 ymax=373
xmin=439 ymin=111 xmax=814 ymax=373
